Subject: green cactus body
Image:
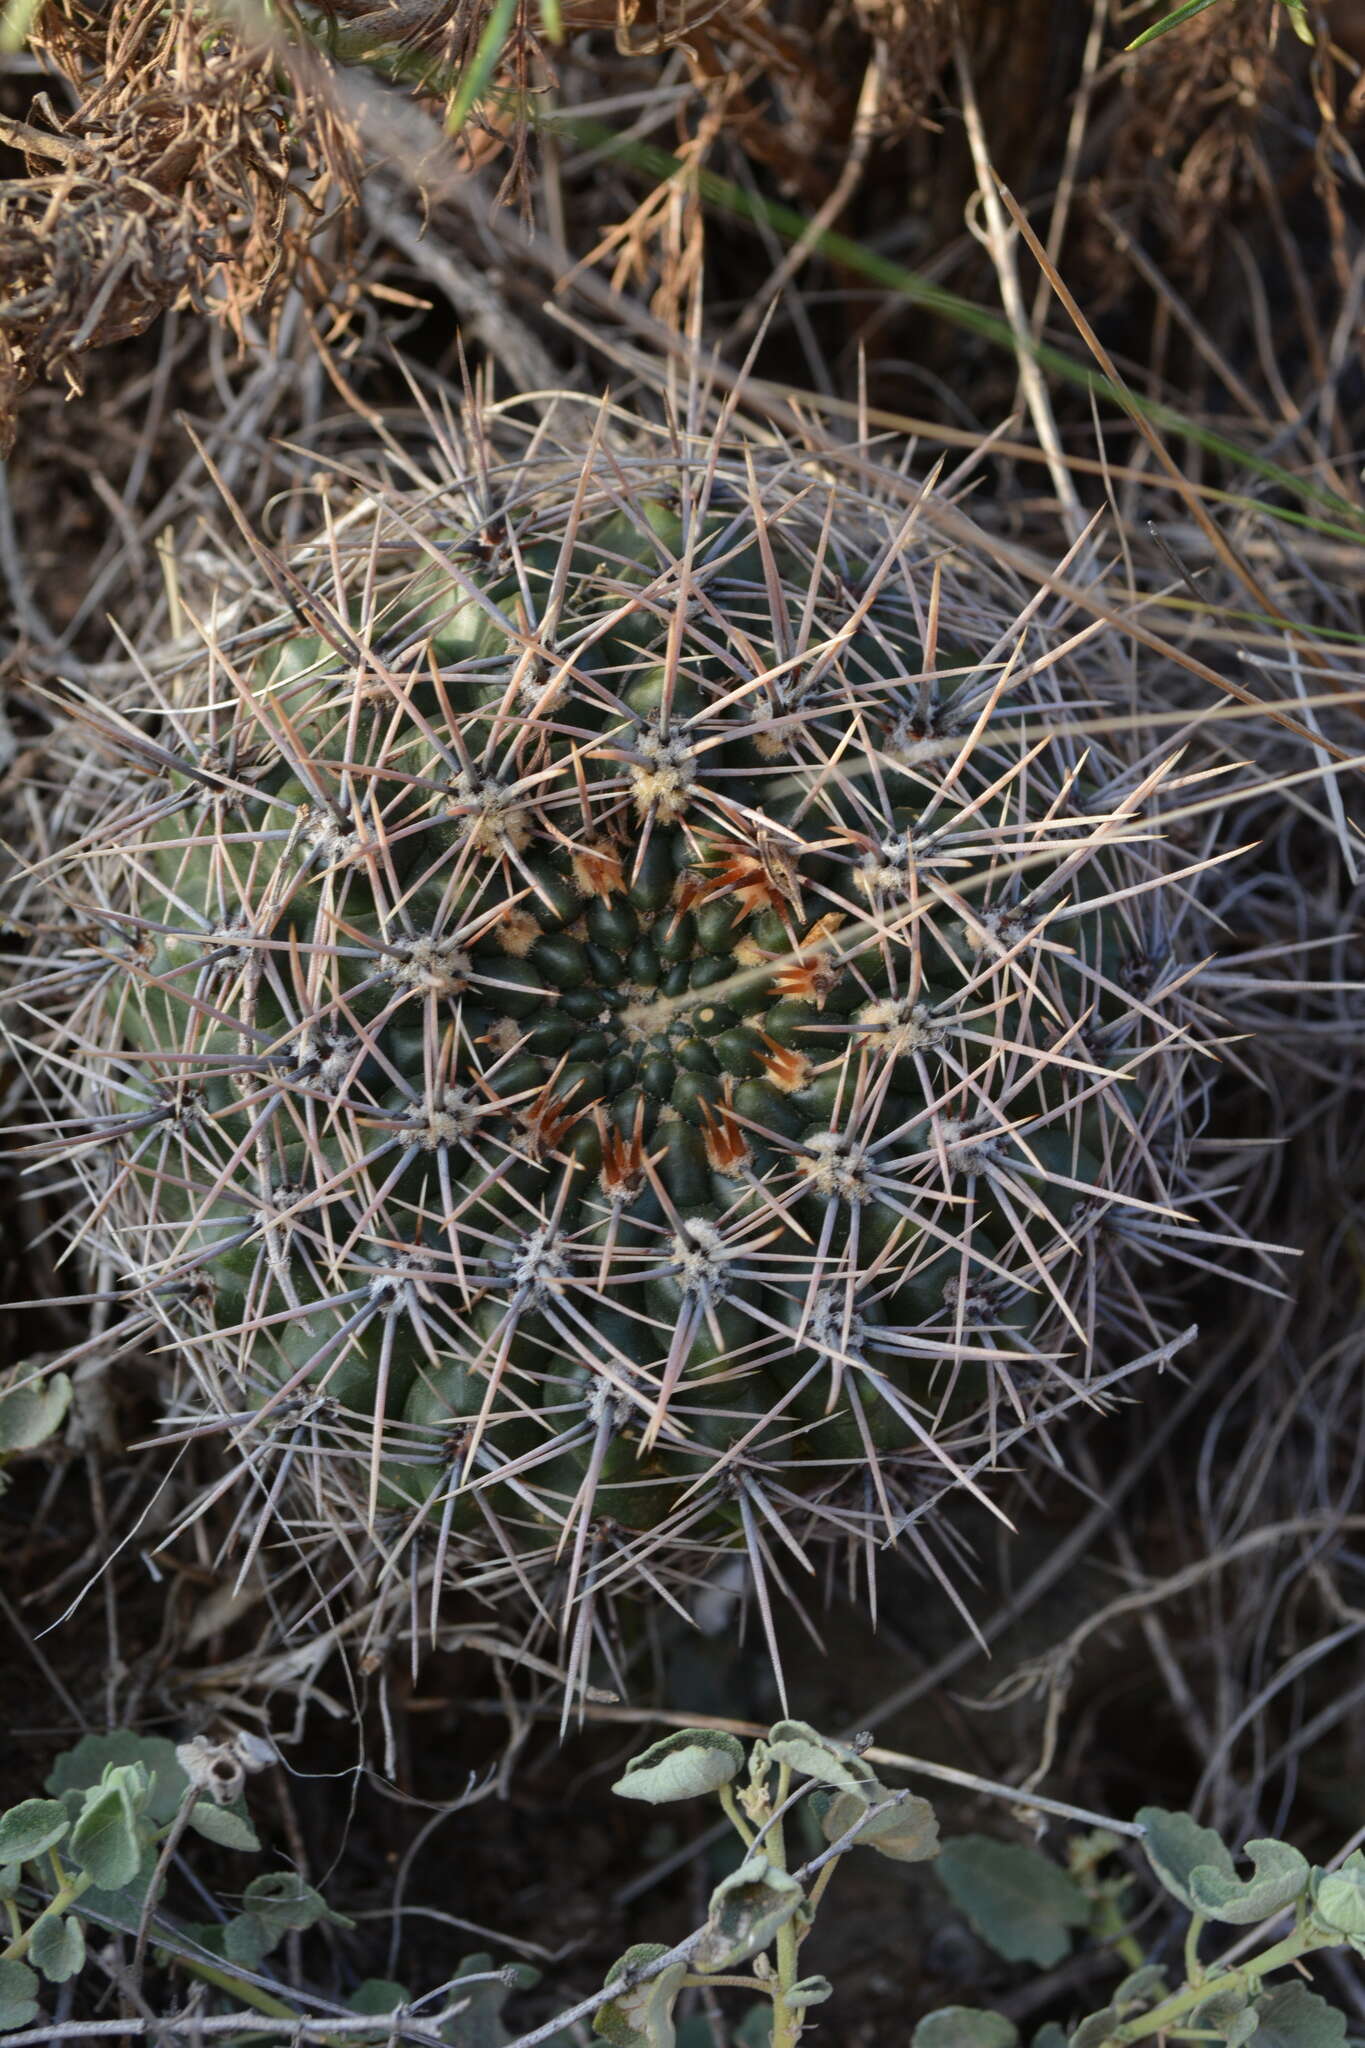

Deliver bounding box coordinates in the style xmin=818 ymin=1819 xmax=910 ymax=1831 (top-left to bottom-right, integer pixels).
xmin=56 ymin=400 xmax=1202 ymax=1660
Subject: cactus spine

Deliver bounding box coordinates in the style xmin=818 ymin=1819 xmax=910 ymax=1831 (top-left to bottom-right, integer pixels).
xmin=28 ymin=393 xmax=1213 ymax=1695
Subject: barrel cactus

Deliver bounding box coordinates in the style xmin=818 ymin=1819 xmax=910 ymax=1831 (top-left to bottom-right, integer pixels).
xmin=33 ymin=394 xmax=1210 ymax=1692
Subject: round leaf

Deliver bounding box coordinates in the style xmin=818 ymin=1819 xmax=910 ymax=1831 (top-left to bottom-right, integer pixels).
xmin=347 ymin=1983 xmax=410 ymax=2016
xmin=693 ymin=1855 xmax=809 ymax=1973
xmin=70 ymin=1784 xmax=142 ymax=1891
xmin=1248 ymin=1984 xmax=1348 ymax=2048
xmin=30 ymin=1913 xmax=85 ymax=1987
xmin=915 ymin=2010 xmax=1018 ymax=2048
xmin=187 ymin=1802 xmax=260 ymax=1852
xmin=1313 ymin=1858 xmax=1365 ymax=1940
xmin=788 ymin=1977 xmax=833 ymax=2011
xmin=937 ymin=1837 xmax=1089 ymax=1968
xmin=0 ymin=1959 xmax=40 ymax=2033
xmin=762 ymin=1722 xmax=867 ymax=1794
xmin=1114 ymin=1967 xmax=1170 ymax=2012
xmin=816 ymin=1783 xmax=939 ymax=1863
xmin=1069 ymin=2008 xmax=1123 ymax=2048
xmin=612 ymin=1731 xmax=746 ymax=1805
xmin=0 ymin=1800 xmax=69 ymax=1866
xmin=1135 ymin=1808 xmax=1235 ymax=1913
xmin=0 ymin=1371 xmax=71 ymax=1453
xmin=223 ymin=1914 xmax=272 ymax=1970
xmin=46 ymin=1735 xmax=187 ymax=1827
xmin=595 ymin=1947 xmax=685 ymax=2047
xmin=241 ymin=1872 xmax=350 ymax=1934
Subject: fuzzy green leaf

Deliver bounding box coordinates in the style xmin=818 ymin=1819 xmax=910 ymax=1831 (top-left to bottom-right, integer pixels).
xmin=593 ymin=1946 xmax=685 ymax=2046
xmin=446 ymin=1952 xmax=537 ymax=2048
xmin=1033 ymin=2026 xmax=1069 ymax=2048
xmin=816 ymin=1782 xmax=939 ymax=1863
xmin=1187 ymin=1840 xmax=1309 ymax=1925
xmin=1248 ymin=1984 xmax=1348 ymax=2048
xmin=0 ymin=1370 xmax=71 ymax=1453
xmin=345 ymin=1983 xmax=415 ymax=2042
xmin=0 ymin=1800 xmax=69 ymax=1865
xmin=70 ymin=1776 xmax=144 ymax=1890
xmin=693 ymin=1855 xmax=809 ymax=1972
xmin=347 ymin=1983 xmax=410 ymax=2015
xmin=788 ymin=1976 xmax=833 ymax=2011
xmin=1312 ymin=1855 xmax=1365 ymax=1939
xmin=1136 ymin=1808 xmax=1235 ymax=1913
xmin=30 ymin=1913 xmax=85 ymax=1986
xmin=47 ymin=1735 xmax=187 ymax=1827
xmin=937 ymin=1838 xmax=1090 ymax=1967
xmin=241 ymin=1872 xmax=349 ymax=1936
xmin=762 ymin=1721 xmax=867 ymax=1793
xmin=915 ymin=2008 xmax=1018 ymax=2048
xmin=1189 ymin=1993 xmax=1251 ymax=2042
xmin=0 ymin=1867 xmax=18 ymax=1902
xmin=1069 ymin=2009 xmax=1122 ymax=2048
xmin=613 ymin=1731 xmax=746 ymax=1805
xmin=186 ymin=1801 xmax=260 ymax=1852
xmin=221 ymin=1913 xmax=272 ymax=1969
xmin=78 ymin=1845 xmax=160 ymax=1928
xmin=1113 ymin=1967 xmax=1169 ymax=2012
xmin=0 ymin=1960 xmax=40 ymax=2032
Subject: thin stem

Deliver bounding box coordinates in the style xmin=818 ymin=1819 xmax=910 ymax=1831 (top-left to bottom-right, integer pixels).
xmin=679 ymin=1973 xmax=766 ymax=1993
xmin=766 ymin=1764 xmax=803 ymax=2048
xmin=804 ymin=1855 xmax=841 ymax=1919
xmin=1 ymin=1872 xmax=92 ymax=1965
xmin=1184 ymin=1912 xmax=1207 ymax=1988
xmin=1088 ymin=1886 xmax=1145 ymax=1975
xmin=719 ymin=1784 xmax=755 ymax=1849
xmin=1112 ymin=1928 xmax=1325 ymax=2045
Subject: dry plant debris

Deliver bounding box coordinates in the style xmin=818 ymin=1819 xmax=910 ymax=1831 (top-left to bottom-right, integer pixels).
xmin=0 ymin=0 xmax=361 ymax=447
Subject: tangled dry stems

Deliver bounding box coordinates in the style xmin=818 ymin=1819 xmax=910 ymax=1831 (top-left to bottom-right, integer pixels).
xmin=3 ymin=0 xmax=1344 ymax=452
xmin=0 ymin=0 xmax=361 ymax=445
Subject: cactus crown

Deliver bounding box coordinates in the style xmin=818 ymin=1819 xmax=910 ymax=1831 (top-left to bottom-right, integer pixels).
xmin=30 ymin=393 xmax=1212 ymax=1700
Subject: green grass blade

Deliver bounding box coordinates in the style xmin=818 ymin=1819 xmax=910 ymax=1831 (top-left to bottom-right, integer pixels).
xmin=446 ymin=0 xmax=518 ymax=134
xmin=281 ymin=13 xmax=1362 ymax=546
xmin=1126 ymin=0 xmax=1226 ymax=53
xmin=547 ymin=113 xmax=1365 ymax=543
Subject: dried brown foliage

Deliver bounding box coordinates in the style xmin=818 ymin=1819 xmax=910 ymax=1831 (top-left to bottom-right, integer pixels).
xmin=0 ymin=0 xmax=361 ymax=449
xmin=1081 ymin=2 xmax=1304 ymax=302
xmin=0 ymin=0 xmax=1034 ymax=443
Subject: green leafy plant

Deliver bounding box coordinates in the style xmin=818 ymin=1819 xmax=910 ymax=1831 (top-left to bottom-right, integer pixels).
xmin=1126 ymin=0 xmax=1312 ymax=52
xmin=576 ymin=1726 xmax=1365 ymax=2048
xmin=592 ymin=1719 xmax=939 ymax=2047
xmin=0 ymin=1730 xmax=270 ymax=2032
xmin=0 ymin=1731 xmax=539 ymax=2042
xmin=582 ymin=1736 xmax=1144 ymax=2047
xmin=913 ymin=1809 xmax=1365 ymax=2048
xmin=5 ymin=1722 xmax=1364 ymax=2048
